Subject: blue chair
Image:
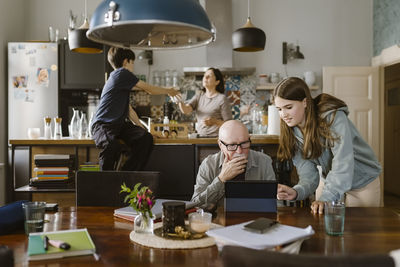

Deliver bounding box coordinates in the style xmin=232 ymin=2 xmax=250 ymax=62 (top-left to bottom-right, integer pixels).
xmin=0 ymin=200 xmax=27 ymax=235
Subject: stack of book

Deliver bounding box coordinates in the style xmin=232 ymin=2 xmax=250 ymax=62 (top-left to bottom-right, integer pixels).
xmin=79 ymin=162 xmax=100 ymax=171
xmin=29 ymin=154 xmax=75 ymax=189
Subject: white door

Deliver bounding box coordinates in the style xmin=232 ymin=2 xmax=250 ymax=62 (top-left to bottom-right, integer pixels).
xmin=322 ymin=66 xmax=380 ymax=158
xmin=322 ymin=66 xmax=382 ymax=205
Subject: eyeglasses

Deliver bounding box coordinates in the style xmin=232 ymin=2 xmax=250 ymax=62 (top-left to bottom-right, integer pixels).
xmin=219 ymin=139 xmax=251 ymax=151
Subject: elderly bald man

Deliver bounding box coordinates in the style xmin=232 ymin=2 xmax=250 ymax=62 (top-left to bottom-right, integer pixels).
xmin=191 ymin=120 xmax=276 ymax=210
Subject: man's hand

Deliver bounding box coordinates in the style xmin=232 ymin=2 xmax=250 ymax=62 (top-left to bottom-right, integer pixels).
xmin=311 ymin=201 xmax=325 ymax=214
xmin=218 ymin=155 xmax=247 ymax=182
xmin=277 ymin=184 xmax=297 ymax=201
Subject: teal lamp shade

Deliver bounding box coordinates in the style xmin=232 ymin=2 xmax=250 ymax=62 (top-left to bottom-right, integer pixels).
xmin=87 ymin=0 xmax=215 ymax=50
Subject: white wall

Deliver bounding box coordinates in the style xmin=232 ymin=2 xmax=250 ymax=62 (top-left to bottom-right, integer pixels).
xmin=0 ymin=0 xmax=25 ymax=204
xmin=232 ymin=0 xmax=373 ymax=87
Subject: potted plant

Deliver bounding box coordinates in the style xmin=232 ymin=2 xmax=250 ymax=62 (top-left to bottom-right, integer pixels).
xmin=120 ymin=183 xmax=156 ymax=234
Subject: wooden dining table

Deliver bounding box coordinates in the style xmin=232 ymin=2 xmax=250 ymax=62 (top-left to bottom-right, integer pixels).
xmin=0 ymin=206 xmax=399 ymax=266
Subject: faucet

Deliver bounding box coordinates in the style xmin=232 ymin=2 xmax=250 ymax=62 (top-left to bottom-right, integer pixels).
xmin=139 ymin=116 xmax=152 ymax=132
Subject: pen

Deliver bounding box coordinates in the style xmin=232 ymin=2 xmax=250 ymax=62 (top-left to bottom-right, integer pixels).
xmin=48 ymin=239 xmax=71 ymax=250
xmin=43 ymin=235 xmax=49 ymax=250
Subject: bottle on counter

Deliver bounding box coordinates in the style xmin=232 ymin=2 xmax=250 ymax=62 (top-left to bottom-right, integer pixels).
xmin=53 ymin=117 xmax=62 ymax=139
xmin=44 ymin=116 xmax=52 ymax=139
xmin=79 ymin=112 xmax=88 ymax=139
xmin=87 ymin=111 xmax=94 ymax=138
xmin=163 ymin=116 xmax=170 ymax=131
xmin=70 ymin=108 xmax=80 ymax=139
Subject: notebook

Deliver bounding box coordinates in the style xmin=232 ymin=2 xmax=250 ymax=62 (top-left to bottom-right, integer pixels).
xmin=27 ymin=228 xmax=96 ymax=261
xmin=114 ymin=198 xmax=197 ymax=220
xmin=224 ymin=181 xmax=277 ymax=213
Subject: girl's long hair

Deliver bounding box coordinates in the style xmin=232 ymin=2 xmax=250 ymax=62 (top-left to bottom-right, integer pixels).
xmin=272 ymin=77 xmax=347 ymax=161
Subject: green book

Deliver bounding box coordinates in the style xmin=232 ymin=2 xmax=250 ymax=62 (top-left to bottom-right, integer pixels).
xmin=27 ymin=228 xmax=96 ymax=261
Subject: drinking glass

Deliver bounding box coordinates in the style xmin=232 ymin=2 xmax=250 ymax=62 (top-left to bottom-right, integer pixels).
xmin=22 ymin=202 xmax=46 ymax=235
xmin=324 ymin=201 xmax=345 ymax=236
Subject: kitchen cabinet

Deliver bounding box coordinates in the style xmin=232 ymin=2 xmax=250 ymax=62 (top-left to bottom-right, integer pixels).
xmin=58 ymin=39 xmax=112 ymax=90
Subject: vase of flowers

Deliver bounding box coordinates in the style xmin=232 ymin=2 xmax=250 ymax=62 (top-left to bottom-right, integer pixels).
xmin=120 ymin=182 xmax=156 ymax=234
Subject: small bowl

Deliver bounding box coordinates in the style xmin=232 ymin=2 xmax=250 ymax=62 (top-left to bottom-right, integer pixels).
xmin=189 ymin=210 xmax=212 ymax=234
xmin=27 ymin=128 xmax=41 ymax=139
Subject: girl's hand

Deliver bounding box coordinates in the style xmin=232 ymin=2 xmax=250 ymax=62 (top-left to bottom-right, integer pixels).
xmin=311 ymin=201 xmax=325 ymax=214
xmin=277 ymin=184 xmax=297 ymax=200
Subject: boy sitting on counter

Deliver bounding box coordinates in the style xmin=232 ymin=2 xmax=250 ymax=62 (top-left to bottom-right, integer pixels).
xmin=91 ymin=47 xmax=178 ymax=171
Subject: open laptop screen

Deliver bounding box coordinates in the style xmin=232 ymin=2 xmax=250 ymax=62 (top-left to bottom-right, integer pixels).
xmin=224 ymin=181 xmax=277 ymax=213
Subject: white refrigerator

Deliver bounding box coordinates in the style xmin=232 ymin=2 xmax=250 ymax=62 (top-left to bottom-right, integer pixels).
xmin=8 ymin=42 xmax=58 ymax=139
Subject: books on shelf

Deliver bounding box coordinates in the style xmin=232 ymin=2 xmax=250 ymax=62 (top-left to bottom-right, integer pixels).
xmin=34 ymin=154 xmax=72 ymax=160
xmin=29 ymin=177 xmax=74 ymax=189
xmin=27 ymin=228 xmax=96 ymax=261
xmin=34 ymin=154 xmax=75 ymax=167
xmin=79 ymin=162 xmax=100 ymax=171
xmin=206 ymin=220 xmax=315 ymax=250
xmin=30 ymin=155 xmax=75 ymax=189
xmin=114 ymin=198 xmax=197 ymax=221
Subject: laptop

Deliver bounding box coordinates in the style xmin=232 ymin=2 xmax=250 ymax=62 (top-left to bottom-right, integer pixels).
xmin=224 ymin=181 xmax=277 ymax=213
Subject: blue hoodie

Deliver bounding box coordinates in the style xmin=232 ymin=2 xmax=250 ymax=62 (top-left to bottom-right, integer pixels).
xmin=292 ymin=107 xmax=381 ymax=202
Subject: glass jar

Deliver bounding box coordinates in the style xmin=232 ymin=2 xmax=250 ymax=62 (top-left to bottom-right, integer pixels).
xmin=44 ymin=116 xmax=52 ymax=139
xmin=134 ymin=213 xmax=155 ymax=234
xmin=70 ymin=108 xmax=80 ymax=139
xmin=79 ymin=112 xmax=88 ymax=139
xmin=53 ymin=117 xmax=62 ymax=139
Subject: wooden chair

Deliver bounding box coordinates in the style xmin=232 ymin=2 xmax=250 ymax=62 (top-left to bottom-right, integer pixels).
xmin=0 ymin=245 xmax=13 ymax=267
xmin=221 ymin=246 xmax=395 ymax=267
xmin=76 ymin=171 xmax=160 ymax=207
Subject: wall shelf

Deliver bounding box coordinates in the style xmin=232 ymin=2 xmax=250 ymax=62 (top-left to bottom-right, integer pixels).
xmin=256 ymin=83 xmax=319 ymax=90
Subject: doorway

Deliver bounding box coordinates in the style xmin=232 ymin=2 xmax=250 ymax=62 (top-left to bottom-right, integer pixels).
xmin=384 ymin=63 xmax=400 ymax=197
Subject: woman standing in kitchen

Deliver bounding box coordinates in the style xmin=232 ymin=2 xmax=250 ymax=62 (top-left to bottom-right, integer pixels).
xmin=273 ymin=77 xmax=381 ymax=214
xmin=176 ymin=68 xmax=232 ymax=137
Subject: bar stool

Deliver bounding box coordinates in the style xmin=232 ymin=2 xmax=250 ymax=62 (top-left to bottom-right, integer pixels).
xmin=115 ymin=139 xmax=130 ymax=171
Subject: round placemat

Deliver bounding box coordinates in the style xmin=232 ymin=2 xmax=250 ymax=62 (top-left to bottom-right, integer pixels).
xmin=130 ymin=222 xmax=221 ymax=249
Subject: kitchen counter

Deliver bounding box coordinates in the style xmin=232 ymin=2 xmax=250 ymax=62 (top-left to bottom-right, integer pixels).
xmin=8 ymin=135 xmax=280 ymax=204
xmin=9 ymin=135 xmax=279 ymax=145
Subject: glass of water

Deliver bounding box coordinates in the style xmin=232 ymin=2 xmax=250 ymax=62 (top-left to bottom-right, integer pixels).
xmin=22 ymin=202 xmax=46 ymax=235
xmin=324 ymin=201 xmax=345 ymax=236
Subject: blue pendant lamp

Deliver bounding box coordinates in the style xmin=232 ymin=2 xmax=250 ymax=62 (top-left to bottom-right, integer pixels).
xmin=87 ymin=0 xmax=215 ymax=50
xmin=232 ymin=0 xmax=266 ymax=52
xmin=68 ymin=0 xmax=103 ymax=53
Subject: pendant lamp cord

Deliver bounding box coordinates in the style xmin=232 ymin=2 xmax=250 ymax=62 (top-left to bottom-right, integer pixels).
xmin=84 ymin=0 xmax=88 ymax=20
xmin=247 ymin=0 xmax=250 ymax=18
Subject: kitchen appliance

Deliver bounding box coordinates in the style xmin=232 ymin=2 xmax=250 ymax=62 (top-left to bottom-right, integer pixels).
xmin=8 ymin=42 xmax=58 ymax=139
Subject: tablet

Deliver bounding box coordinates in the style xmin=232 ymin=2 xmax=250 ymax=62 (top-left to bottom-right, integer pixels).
xmin=224 ymin=180 xmax=277 ymax=213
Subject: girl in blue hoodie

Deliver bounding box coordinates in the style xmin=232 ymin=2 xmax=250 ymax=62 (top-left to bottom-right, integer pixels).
xmin=273 ymin=77 xmax=381 ymax=214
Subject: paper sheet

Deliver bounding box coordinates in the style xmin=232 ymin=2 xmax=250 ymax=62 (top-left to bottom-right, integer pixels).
xmin=206 ymin=221 xmax=314 ymax=250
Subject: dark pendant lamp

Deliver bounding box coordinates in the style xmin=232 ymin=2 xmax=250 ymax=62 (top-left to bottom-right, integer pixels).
xmin=68 ymin=0 xmax=103 ymax=54
xmin=87 ymin=0 xmax=215 ymax=50
xmin=232 ymin=0 xmax=266 ymax=52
